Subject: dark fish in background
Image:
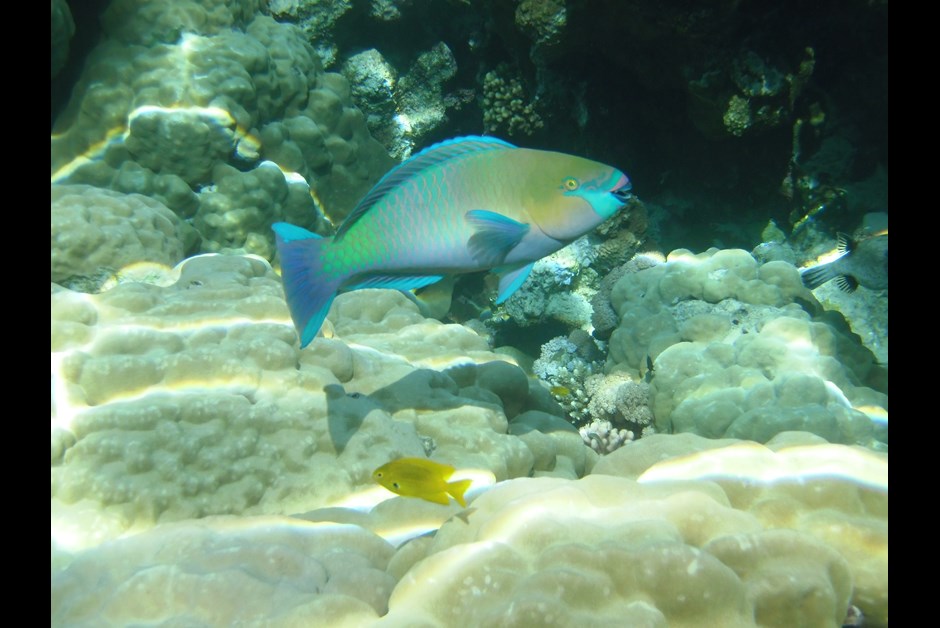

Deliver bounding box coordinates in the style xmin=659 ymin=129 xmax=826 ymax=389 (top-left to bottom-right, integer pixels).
xmin=801 ymin=232 xmax=888 ymax=292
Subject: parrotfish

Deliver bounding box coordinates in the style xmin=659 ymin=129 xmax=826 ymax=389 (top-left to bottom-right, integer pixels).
xmin=801 ymin=231 xmax=888 ymax=292
xmin=373 ymin=457 xmax=473 ymax=507
xmin=273 ymin=136 xmax=631 ymax=346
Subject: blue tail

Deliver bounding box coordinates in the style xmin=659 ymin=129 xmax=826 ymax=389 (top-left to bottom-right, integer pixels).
xmin=273 ymin=222 xmax=344 ymax=347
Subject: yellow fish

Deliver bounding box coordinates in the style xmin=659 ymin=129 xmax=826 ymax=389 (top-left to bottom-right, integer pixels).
xmin=372 ymin=458 xmax=472 ymax=507
xmin=550 ymin=385 xmax=571 ymax=397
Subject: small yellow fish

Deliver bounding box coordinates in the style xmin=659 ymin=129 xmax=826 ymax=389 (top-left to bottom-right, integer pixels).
xmin=372 ymin=458 xmax=472 ymax=507
xmin=550 ymin=385 xmax=571 ymax=398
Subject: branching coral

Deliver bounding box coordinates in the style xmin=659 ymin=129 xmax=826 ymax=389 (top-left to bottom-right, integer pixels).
xmin=482 ymin=69 xmax=544 ymax=136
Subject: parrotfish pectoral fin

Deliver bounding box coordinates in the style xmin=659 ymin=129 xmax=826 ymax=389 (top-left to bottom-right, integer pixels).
xmin=494 ymin=262 xmax=535 ymax=303
xmin=273 ymin=222 xmax=342 ymax=348
xmin=466 ymin=210 xmax=530 ymax=266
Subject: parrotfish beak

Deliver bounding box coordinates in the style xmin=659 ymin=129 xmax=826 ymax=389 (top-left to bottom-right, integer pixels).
xmin=610 ymin=173 xmax=632 ymax=204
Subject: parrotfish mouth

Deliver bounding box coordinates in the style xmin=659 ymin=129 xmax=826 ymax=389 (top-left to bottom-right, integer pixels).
xmin=610 ymin=173 xmax=633 ymax=203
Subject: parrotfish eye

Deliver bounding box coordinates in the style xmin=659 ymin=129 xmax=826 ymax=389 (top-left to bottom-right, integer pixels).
xmin=375 ymin=472 xmax=383 ymax=478
xmin=563 ymin=177 xmax=580 ymax=191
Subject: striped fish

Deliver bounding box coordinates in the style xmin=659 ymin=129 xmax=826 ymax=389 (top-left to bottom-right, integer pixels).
xmin=274 ymin=136 xmax=632 ymax=347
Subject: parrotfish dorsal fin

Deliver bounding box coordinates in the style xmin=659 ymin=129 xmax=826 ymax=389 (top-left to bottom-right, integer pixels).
xmin=335 ymin=136 xmax=518 ymax=239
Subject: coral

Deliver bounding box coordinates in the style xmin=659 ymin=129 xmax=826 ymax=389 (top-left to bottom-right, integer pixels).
xmin=565 ymin=374 xmax=655 ymax=453
xmin=515 ymin=0 xmax=567 ymax=48
xmin=498 ymin=237 xmax=598 ymax=330
xmin=628 ymin=436 xmax=888 ymax=625
xmin=52 ymin=516 xmax=396 ymax=625
xmin=100 ymin=0 xmax=262 ymax=46
xmin=52 ymin=254 xmax=576 ymax=551
xmin=51 ymin=8 xmax=394 ymax=259
xmin=579 ymin=418 xmax=634 ymax=454
xmin=482 ymin=69 xmax=544 ymax=136
xmin=192 ymin=162 xmax=324 ymax=258
xmin=509 ymin=410 xmax=595 ymax=478
xmin=723 ymin=94 xmax=752 ymax=137
xmin=604 ymin=247 xmax=887 ymax=448
xmin=532 ymin=334 xmax=601 ymax=396
xmin=586 ymin=375 xmax=654 ymax=429
xmin=51 ymin=184 xmax=197 ymax=291
xmin=591 ymin=251 xmax=664 ymax=340
xmin=532 ymin=332 xmax=657 ymax=452
xmin=381 ymin=431 xmax=887 ymax=627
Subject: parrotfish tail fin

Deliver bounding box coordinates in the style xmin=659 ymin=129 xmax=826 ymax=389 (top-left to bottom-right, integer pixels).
xmin=800 ymin=263 xmax=836 ymax=290
xmin=447 ymin=479 xmax=473 ymax=507
xmin=273 ymin=222 xmax=343 ymax=348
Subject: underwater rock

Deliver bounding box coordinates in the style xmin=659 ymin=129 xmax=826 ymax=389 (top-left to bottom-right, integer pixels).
xmin=341 ymin=42 xmax=459 ymax=160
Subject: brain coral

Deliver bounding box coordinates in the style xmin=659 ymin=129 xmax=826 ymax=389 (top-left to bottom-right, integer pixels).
xmin=52 ymin=516 xmax=397 ymax=625
xmin=52 ymin=304 xmax=888 ymax=628
xmin=52 ymin=254 xmax=580 ymax=552
xmin=605 ymin=248 xmax=887 ymax=448
xmin=52 ymin=4 xmax=394 ymax=259
xmin=51 ymin=184 xmax=197 ymax=290
xmin=379 ymin=429 xmax=888 ymax=627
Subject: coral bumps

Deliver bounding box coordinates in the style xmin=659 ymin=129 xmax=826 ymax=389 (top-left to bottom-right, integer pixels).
xmin=604 ymin=248 xmax=887 ymax=449
xmin=52 ymin=5 xmax=393 ymax=259
xmin=52 ymin=254 xmax=887 ymax=626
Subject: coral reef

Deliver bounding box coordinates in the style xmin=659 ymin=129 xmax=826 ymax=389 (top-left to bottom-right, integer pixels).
xmin=498 ymin=238 xmax=596 ymax=330
xmin=52 ymin=254 xmax=580 ymax=550
xmin=52 ymin=184 xmax=198 ymax=291
xmin=53 ymin=433 xmax=886 ymax=626
xmin=49 ymin=1 xmax=887 ymax=623
xmin=604 ymin=247 xmax=887 ymax=448
xmin=52 ymin=7 xmax=394 ymax=258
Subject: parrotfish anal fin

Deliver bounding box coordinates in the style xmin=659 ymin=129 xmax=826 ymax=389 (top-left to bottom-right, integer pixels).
xmin=336 ymin=136 xmax=518 ymax=240
xmin=495 ymin=262 xmax=535 ymax=303
xmin=272 ymin=222 xmax=339 ymax=349
xmin=466 ymin=209 xmax=530 ymax=266
xmin=343 ymin=274 xmax=444 ymax=292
